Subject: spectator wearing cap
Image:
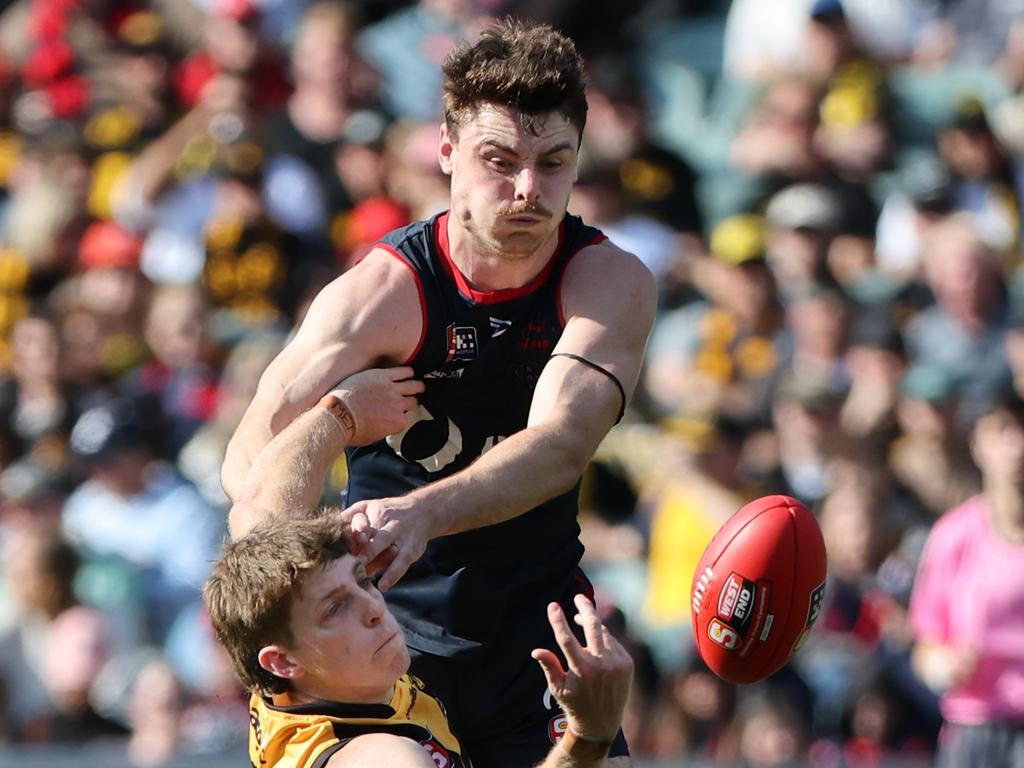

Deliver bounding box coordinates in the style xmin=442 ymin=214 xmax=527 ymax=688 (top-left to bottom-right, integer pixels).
xmin=645 ymin=213 xmax=782 ymax=425
xmin=61 ymin=396 xmax=223 ymax=652
xmin=904 ymin=212 xmax=1012 ymax=420
xmin=765 ymin=182 xmax=843 ymax=302
xmin=890 ymin=363 xmax=980 ymax=518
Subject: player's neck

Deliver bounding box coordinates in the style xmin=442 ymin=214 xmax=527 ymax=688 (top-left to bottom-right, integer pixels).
xmin=446 ymin=215 xmax=560 ymax=292
xmin=274 ymin=682 xmax=397 ymax=708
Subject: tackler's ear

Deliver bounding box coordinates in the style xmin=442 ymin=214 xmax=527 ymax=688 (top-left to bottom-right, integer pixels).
xmin=438 ymin=122 xmax=455 ymax=176
xmin=258 ymin=645 xmax=305 ymax=681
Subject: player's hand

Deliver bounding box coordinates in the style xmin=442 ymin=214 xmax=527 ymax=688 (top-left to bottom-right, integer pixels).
xmin=340 ymin=495 xmax=434 ymax=591
xmin=330 ymin=367 xmax=423 ymax=446
xmin=531 ymin=595 xmax=633 ymax=744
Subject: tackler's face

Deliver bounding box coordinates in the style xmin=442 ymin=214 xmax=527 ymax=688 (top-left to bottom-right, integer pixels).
xmin=440 ymin=103 xmax=580 ymax=260
xmin=275 ymin=554 xmax=410 ymax=703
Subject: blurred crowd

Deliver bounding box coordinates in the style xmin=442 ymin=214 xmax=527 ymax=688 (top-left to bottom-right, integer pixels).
xmin=0 ymin=0 xmax=1022 ymax=765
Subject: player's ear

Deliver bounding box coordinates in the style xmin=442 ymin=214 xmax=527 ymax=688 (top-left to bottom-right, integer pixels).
xmin=258 ymin=645 xmax=304 ymax=680
xmin=438 ymin=122 xmax=455 ymax=176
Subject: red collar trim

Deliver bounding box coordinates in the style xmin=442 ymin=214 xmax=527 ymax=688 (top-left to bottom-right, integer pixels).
xmin=434 ymin=211 xmax=566 ymax=304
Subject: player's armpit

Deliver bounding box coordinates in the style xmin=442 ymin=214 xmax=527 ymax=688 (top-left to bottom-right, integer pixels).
xmin=221 ymin=249 xmax=423 ymax=502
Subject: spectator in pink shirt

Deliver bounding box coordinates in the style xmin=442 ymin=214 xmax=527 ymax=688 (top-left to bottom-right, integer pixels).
xmin=909 ymin=389 xmax=1024 ymax=768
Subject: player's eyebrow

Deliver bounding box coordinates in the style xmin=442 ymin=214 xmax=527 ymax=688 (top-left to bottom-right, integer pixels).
xmin=314 ymin=559 xmax=361 ymax=606
xmin=480 ymin=139 xmax=573 ymax=157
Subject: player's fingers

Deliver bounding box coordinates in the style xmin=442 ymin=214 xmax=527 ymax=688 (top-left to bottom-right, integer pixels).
xmin=366 ymin=543 xmax=399 ymax=578
xmin=338 ymin=500 xmax=369 ymax=523
xmin=531 ymin=648 xmax=567 ymax=694
xmin=400 ymin=395 xmax=419 ymax=412
xmin=376 ymin=546 xmax=414 ymax=592
xmin=547 ymin=602 xmax=586 ymax=674
xmin=397 ymin=379 xmax=426 ymax=395
xmin=571 ymin=594 xmax=606 ymax=652
xmin=346 ymin=526 xmax=369 ymax=553
xmin=387 ymin=366 xmax=416 ymax=381
xmin=358 ymin=525 xmax=394 ymax=567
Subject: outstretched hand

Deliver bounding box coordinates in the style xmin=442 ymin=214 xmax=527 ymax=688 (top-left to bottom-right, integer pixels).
xmin=531 ymin=595 xmax=633 ymax=744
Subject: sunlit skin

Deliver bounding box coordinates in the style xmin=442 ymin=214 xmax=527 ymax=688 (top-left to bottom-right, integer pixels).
xmin=259 ymin=555 xmax=410 ymax=705
xmin=439 ymin=104 xmax=581 ymax=291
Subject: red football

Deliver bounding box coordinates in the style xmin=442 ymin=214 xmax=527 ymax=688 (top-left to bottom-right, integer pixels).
xmin=691 ymin=495 xmax=827 ymax=685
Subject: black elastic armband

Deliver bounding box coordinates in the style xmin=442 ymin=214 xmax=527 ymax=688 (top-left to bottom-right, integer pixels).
xmin=550 ymin=352 xmax=626 ymax=423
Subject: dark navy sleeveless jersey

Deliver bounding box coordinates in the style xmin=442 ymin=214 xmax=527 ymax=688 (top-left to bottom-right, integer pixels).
xmin=345 ymin=210 xmax=606 ymax=659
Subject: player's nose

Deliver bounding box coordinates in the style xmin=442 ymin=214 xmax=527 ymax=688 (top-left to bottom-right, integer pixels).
xmin=364 ymin=591 xmax=386 ymax=626
xmin=514 ymin=167 xmax=540 ymax=202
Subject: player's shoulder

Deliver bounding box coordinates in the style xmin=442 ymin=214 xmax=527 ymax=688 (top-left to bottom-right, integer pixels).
xmin=570 ymin=235 xmax=656 ymax=285
xmin=564 ymin=236 xmax=658 ymax=311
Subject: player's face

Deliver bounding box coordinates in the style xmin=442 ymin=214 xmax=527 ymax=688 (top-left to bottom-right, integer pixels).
xmin=440 ymin=103 xmax=580 ymax=260
xmin=285 ymin=555 xmax=410 ymax=703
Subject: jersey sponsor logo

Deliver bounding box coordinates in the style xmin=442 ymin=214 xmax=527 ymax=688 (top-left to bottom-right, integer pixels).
xmin=517 ymin=321 xmax=552 ymax=351
xmin=423 ymin=367 xmax=466 ymax=379
xmin=489 ymin=316 xmax=512 ymax=337
xmin=446 ymin=324 xmax=478 ymax=361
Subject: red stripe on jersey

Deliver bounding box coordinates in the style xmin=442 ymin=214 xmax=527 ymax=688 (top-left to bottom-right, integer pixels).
xmin=434 ymin=211 xmax=567 ymax=305
xmin=376 ymin=243 xmax=428 ymax=364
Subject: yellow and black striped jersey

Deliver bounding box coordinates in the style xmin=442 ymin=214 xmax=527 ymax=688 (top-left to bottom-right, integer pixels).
xmin=248 ymin=674 xmax=470 ymax=768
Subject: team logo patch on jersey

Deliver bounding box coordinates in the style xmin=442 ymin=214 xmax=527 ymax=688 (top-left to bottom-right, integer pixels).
xmin=489 ymin=316 xmax=512 ymax=337
xmin=446 ymin=324 xmax=478 ymax=361
xmin=548 ymin=714 xmax=569 ymax=744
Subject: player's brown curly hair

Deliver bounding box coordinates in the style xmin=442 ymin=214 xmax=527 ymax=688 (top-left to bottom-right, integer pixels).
xmin=442 ymin=18 xmax=588 ymax=142
xmin=203 ymin=514 xmax=351 ymax=695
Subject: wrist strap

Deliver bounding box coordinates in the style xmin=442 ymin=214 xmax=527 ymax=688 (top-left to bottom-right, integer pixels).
xmin=317 ymin=393 xmax=357 ymax=441
xmin=558 ymin=728 xmax=613 ymax=761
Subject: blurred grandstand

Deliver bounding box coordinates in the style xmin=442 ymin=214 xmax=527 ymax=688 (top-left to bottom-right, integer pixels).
xmin=2 ymin=0 xmax=1023 ymax=765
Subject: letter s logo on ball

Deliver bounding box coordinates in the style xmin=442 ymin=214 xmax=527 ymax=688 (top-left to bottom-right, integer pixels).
xmin=708 ymin=618 xmax=740 ymax=650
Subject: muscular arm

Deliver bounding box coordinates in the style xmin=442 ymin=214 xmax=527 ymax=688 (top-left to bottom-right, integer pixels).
xmin=347 ymin=243 xmax=658 ymax=589
xmin=221 ymin=250 xmax=422 ymax=503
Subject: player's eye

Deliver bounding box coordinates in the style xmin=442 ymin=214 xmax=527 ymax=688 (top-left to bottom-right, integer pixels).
xmin=325 ymin=597 xmax=348 ymax=618
xmin=540 ymin=159 xmax=563 ymax=170
xmin=487 ymin=156 xmax=511 ymax=170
